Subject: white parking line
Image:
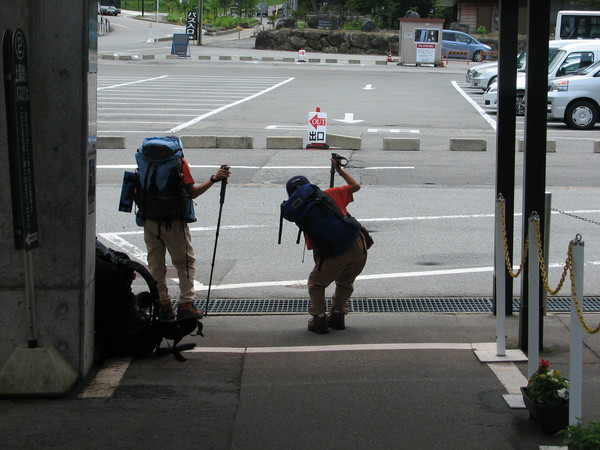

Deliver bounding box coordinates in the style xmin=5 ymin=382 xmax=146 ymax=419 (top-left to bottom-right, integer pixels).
xmin=452 ymin=80 xmax=497 ymax=130
xmin=78 ymin=358 xmax=131 ymax=399
xmin=185 ymin=342 xmax=475 ymax=354
xmin=169 ymin=77 xmax=295 ymax=133
xmin=96 ymin=164 xmax=415 ymax=170
xmin=99 ymin=202 xmax=600 ymax=293
xmin=98 ymin=75 xmax=168 ymax=90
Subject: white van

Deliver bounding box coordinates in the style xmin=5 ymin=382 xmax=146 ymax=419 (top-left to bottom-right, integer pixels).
xmin=483 ymin=40 xmax=600 ymax=114
xmin=556 ymin=10 xmax=600 ymax=40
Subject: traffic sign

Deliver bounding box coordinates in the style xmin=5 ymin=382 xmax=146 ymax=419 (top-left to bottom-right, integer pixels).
xmin=186 ymin=11 xmax=198 ymax=41
xmin=3 ymin=29 xmax=39 ymax=251
xmin=297 ymin=48 xmax=307 ymax=62
xmin=307 ymin=107 xmax=328 ymax=149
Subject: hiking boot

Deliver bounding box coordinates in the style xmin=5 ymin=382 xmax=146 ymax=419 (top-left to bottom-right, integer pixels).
xmin=159 ymin=305 xmax=176 ymax=321
xmin=177 ymin=303 xmax=203 ymax=320
xmin=327 ymin=309 xmax=346 ymax=330
xmin=308 ymin=314 xmax=328 ymax=334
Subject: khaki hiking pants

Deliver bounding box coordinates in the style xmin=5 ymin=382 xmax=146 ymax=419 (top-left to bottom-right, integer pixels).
xmin=307 ymin=235 xmax=368 ymax=316
xmin=144 ymin=219 xmax=196 ymax=307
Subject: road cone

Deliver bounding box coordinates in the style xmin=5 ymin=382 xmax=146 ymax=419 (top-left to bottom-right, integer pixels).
xmin=387 ymin=49 xmax=393 ymax=63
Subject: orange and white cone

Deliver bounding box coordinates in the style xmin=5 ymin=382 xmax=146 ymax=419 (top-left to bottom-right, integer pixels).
xmin=387 ymin=49 xmax=393 ymax=63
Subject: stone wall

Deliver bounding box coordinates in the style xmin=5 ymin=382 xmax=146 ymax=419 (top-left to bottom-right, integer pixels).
xmin=255 ymin=29 xmax=400 ymax=55
xmin=254 ymin=29 xmax=516 ymax=56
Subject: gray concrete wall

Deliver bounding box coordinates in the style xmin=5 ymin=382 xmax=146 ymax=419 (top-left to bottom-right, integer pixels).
xmin=0 ymin=1 xmax=96 ymax=378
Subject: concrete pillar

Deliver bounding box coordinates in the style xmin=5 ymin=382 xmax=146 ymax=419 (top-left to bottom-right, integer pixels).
xmin=0 ymin=1 xmax=96 ymax=391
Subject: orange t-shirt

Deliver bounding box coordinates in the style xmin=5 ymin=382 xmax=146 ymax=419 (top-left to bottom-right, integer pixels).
xmin=181 ymin=158 xmax=194 ymax=185
xmin=305 ymin=185 xmax=355 ymax=250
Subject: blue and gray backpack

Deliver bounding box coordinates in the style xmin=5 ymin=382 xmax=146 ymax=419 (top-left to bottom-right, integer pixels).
xmin=132 ymin=136 xmax=196 ymax=226
xmin=279 ymin=183 xmax=361 ymax=259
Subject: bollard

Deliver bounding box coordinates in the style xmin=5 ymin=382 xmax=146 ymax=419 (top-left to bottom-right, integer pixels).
xmin=495 ymin=196 xmax=506 ymax=356
xmin=527 ymin=214 xmax=540 ymax=377
xmin=570 ymin=235 xmax=584 ymax=425
xmin=543 ymin=193 xmax=552 ymax=314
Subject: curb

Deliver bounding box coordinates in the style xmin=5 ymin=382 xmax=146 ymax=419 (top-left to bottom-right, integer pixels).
xmin=99 ymin=53 xmax=405 ymax=66
xmin=96 ymin=136 xmax=600 ymax=152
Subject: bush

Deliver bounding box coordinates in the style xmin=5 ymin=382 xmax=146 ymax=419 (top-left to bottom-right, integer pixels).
xmin=343 ymin=21 xmax=362 ymax=31
xmin=559 ymin=420 xmax=600 ymax=449
xmin=210 ymin=16 xmax=258 ymax=30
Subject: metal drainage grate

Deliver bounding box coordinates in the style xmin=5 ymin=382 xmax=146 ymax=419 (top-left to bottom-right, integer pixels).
xmin=193 ymin=297 xmax=600 ymax=314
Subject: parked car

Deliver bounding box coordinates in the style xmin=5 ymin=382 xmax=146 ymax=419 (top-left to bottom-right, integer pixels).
xmin=547 ymin=60 xmax=600 ymax=129
xmin=483 ymin=40 xmax=600 ymax=115
xmin=100 ymin=5 xmax=118 ymax=16
xmin=466 ymin=51 xmax=527 ymax=90
xmin=442 ymin=30 xmax=492 ymax=62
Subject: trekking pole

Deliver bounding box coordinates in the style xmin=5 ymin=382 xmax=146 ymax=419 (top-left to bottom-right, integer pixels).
xmin=205 ymin=165 xmax=229 ymax=316
xmin=330 ymin=153 xmax=348 ymax=188
xmin=330 ymin=153 xmax=336 ymax=188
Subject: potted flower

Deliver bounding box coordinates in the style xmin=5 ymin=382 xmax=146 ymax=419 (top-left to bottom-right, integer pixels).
xmin=521 ymin=359 xmax=570 ymax=434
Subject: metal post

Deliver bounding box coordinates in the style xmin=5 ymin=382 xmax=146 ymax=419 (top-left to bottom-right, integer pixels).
xmin=570 ymin=236 xmax=584 ymax=425
xmin=495 ymin=0 xmax=519 ymax=318
xmin=495 ymin=196 xmax=506 ymax=356
xmin=542 ymin=192 xmax=552 ymax=315
xmin=197 ymin=0 xmax=203 ymax=45
xmin=520 ymin=0 xmax=550 ymax=351
xmin=527 ymin=214 xmax=540 ymax=377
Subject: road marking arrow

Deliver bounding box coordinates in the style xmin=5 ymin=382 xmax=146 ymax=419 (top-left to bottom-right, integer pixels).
xmin=334 ymin=113 xmax=364 ymax=124
xmin=362 ymin=84 xmax=374 ymax=90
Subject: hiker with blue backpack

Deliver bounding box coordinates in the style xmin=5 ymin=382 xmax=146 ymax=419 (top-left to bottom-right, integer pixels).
xmin=280 ymin=156 xmax=372 ymax=334
xmin=130 ymin=136 xmax=230 ymax=322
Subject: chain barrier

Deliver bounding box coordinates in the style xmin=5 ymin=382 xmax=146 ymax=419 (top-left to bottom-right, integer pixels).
xmin=499 ymin=200 xmax=529 ymax=278
xmin=534 ymin=219 xmax=570 ymax=295
xmin=498 ymin=196 xmax=600 ymax=334
xmin=552 ymin=208 xmax=600 ymax=227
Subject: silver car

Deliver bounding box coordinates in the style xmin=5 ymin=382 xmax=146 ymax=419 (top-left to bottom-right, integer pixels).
xmin=547 ymin=60 xmax=600 ymax=129
xmin=467 ymin=51 xmax=527 ymax=90
xmin=483 ymin=40 xmax=597 ymax=115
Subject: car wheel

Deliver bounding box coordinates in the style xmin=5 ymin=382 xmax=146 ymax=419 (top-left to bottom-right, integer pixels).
xmin=487 ymin=76 xmax=497 ymax=89
xmin=516 ymin=91 xmax=525 ymax=116
xmin=565 ymin=100 xmax=597 ymax=130
xmin=473 ymin=51 xmax=483 ymax=62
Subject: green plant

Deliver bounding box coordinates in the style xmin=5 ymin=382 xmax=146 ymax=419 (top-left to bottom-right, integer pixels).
xmin=559 ymin=419 xmax=600 ymax=449
xmin=524 ymin=359 xmax=569 ymax=406
xmin=476 ymin=25 xmax=487 ymax=35
xmin=342 ymin=21 xmax=362 ymax=31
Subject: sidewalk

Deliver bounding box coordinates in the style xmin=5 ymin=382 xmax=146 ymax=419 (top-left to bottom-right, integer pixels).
xmin=1 ymin=312 xmax=599 ymax=449
xmin=102 ymin=12 xmax=471 ymax=74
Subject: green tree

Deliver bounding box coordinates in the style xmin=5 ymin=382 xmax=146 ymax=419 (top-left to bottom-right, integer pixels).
xmin=298 ymin=0 xmax=439 ymax=29
xmin=569 ymin=0 xmax=600 ymax=8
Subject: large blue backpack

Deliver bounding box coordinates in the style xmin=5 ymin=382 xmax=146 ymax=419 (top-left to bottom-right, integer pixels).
xmin=279 ymin=183 xmax=361 ymax=259
xmin=134 ymin=136 xmax=195 ymax=225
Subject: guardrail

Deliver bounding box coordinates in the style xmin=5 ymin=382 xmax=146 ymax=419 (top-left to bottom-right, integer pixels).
xmin=443 ymin=50 xmax=470 ymax=65
xmin=98 ymin=17 xmax=111 ymax=36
